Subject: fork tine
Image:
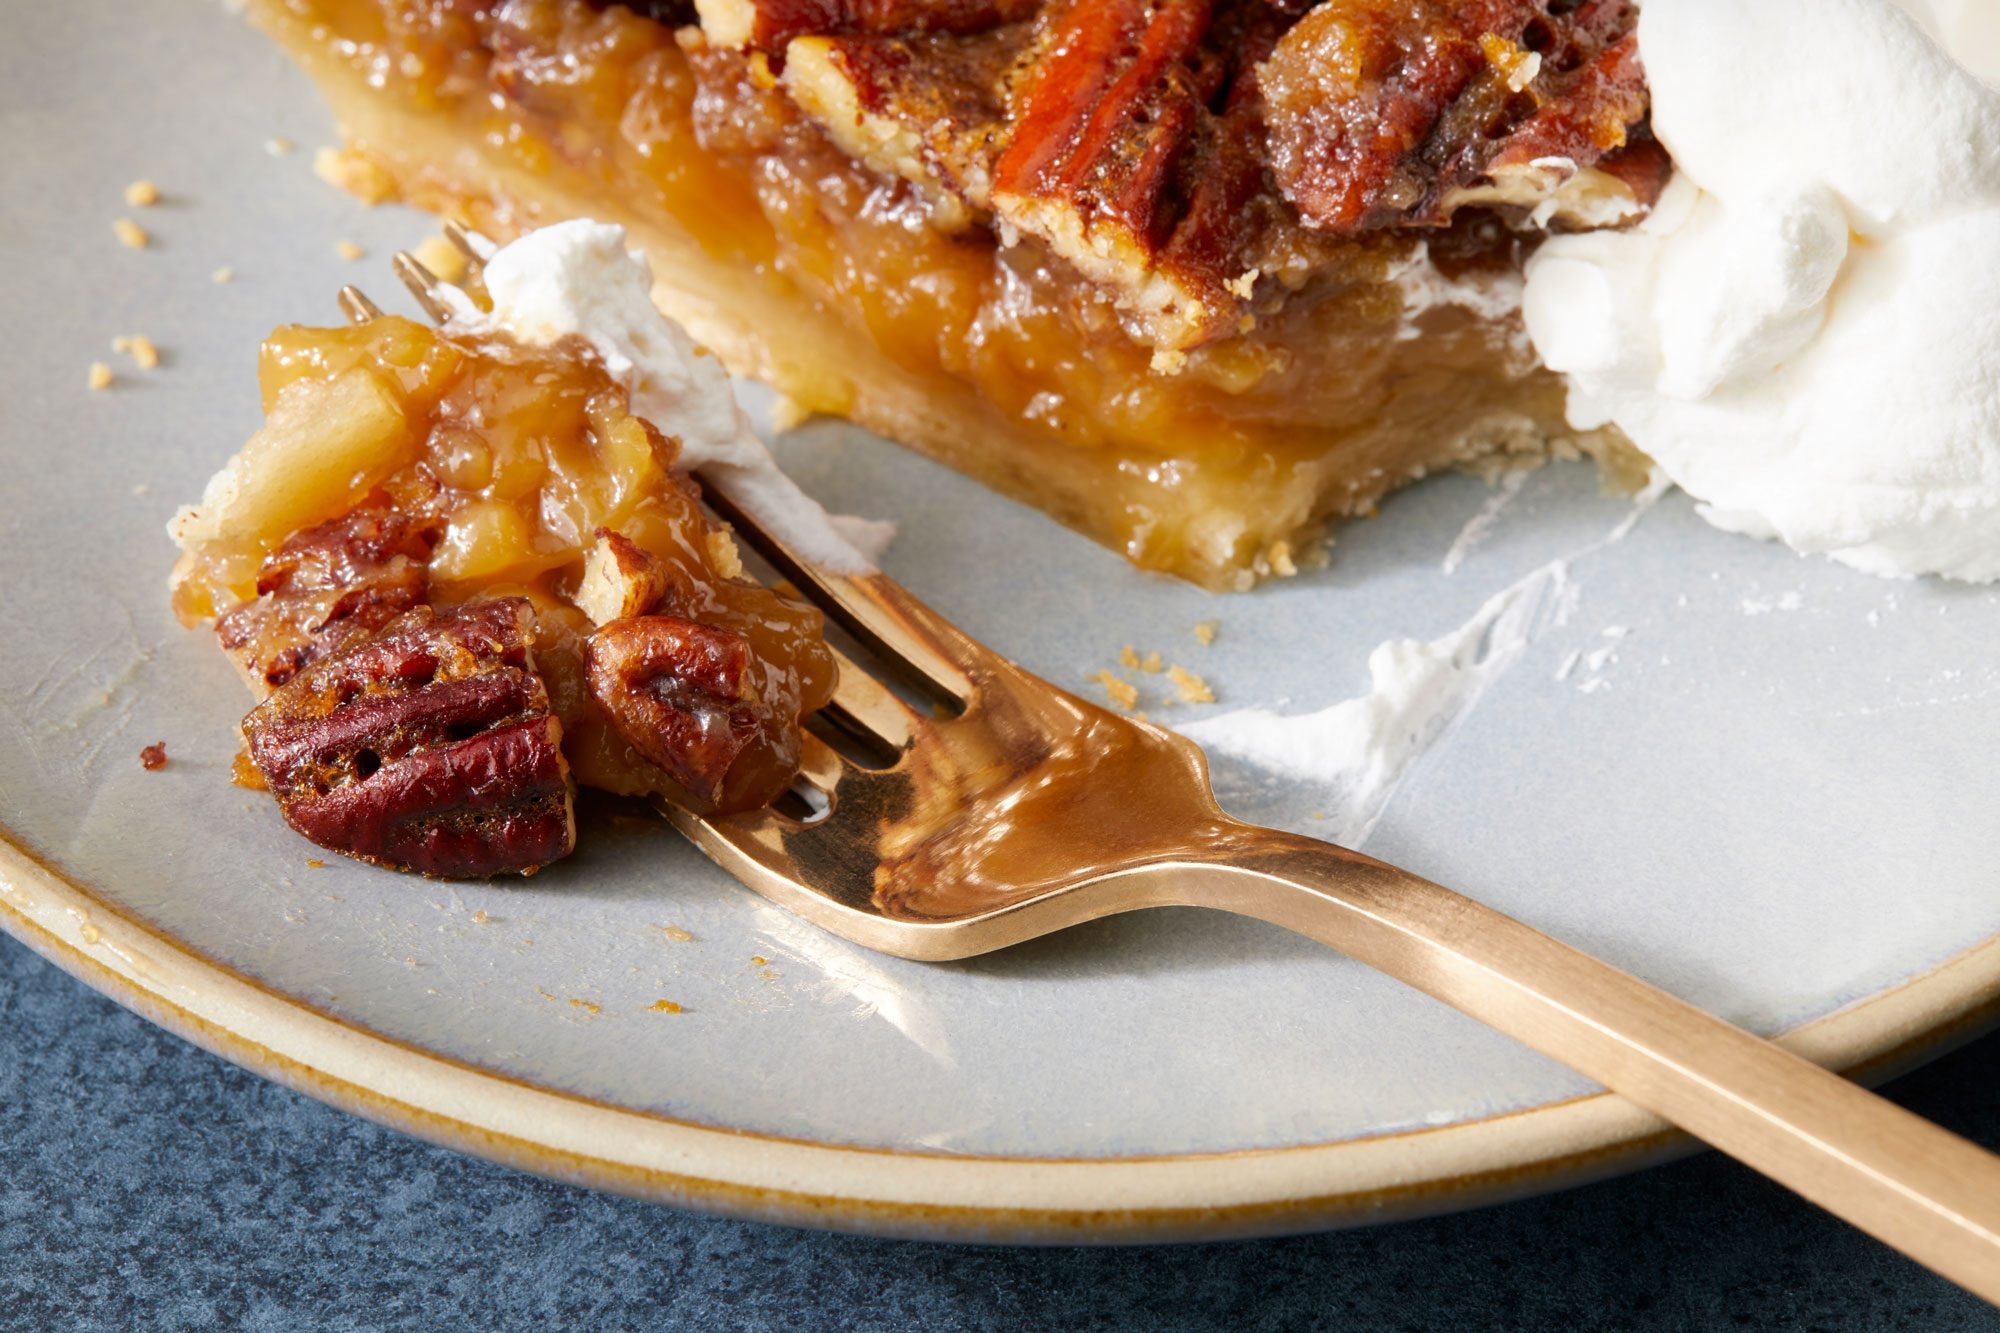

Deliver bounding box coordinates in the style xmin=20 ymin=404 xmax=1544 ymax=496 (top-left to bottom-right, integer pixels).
xmin=442 ymin=220 xmax=492 ymax=265
xmin=791 ymin=729 xmax=850 ymax=795
xmin=696 ymin=478 xmax=978 ymax=704
xmin=824 ymin=648 xmax=917 ymax=754
xmin=338 ymin=286 xmax=383 ymax=324
xmin=393 ymin=253 xmax=454 ymax=323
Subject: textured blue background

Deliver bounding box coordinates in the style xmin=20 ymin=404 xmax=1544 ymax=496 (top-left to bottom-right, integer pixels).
xmin=2 ymin=934 xmax=1995 ymax=1330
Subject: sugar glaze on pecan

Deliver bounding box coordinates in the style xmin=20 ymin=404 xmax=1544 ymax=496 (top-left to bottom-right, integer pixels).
xmin=243 ymin=599 xmax=576 ymax=878
xmin=669 ymin=0 xmax=1660 ymax=350
xmin=216 ymin=500 xmax=441 ymax=694
xmin=584 ymin=615 xmax=768 ymax=811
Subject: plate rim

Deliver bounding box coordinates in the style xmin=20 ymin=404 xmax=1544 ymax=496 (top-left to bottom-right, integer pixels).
xmin=6 ymin=828 xmax=1997 ymax=1242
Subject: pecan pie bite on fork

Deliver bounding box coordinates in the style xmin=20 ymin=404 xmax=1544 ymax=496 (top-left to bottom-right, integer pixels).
xmin=245 ymin=0 xmax=1663 ymax=589
xmin=170 ymin=254 xmax=836 ymax=877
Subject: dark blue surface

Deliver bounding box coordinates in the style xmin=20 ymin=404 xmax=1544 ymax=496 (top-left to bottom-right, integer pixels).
xmin=3 ymin=933 xmax=1996 ymax=1330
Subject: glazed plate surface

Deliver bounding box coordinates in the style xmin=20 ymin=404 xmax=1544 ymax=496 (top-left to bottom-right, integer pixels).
xmin=3 ymin=1 xmax=1998 ymax=1240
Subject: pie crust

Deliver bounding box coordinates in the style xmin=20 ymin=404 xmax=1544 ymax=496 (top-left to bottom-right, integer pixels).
xmin=247 ymin=0 xmax=1652 ymax=588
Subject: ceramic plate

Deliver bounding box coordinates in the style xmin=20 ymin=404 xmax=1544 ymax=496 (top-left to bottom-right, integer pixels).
xmin=5 ymin=2 xmax=1998 ymax=1242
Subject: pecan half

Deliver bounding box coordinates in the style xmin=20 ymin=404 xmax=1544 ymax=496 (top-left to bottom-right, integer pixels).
xmin=1257 ymin=0 xmax=1651 ymax=234
xmin=243 ymin=599 xmax=575 ymax=878
xmin=585 ymin=616 xmax=763 ymax=809
xmin=216 ymin=502 xmax=441 ymax=695
xmin=782 ymin=25 xmax=1025 ymax=228
xmin=980 ymin=0 xmax=1304 ymax=351
xmin=699 ymin=0 xmax=1040 ymax=53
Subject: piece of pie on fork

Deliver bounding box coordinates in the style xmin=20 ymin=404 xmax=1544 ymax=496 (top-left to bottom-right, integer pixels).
xmin=169 ymin=251 xmax=841 ymax=877
xmin=247 ymin=0 xmax=1663 ymax=589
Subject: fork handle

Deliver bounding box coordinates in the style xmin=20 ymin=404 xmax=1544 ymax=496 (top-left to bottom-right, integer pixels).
xmin=1182 ymin=827 xmax=2000 ymax=1300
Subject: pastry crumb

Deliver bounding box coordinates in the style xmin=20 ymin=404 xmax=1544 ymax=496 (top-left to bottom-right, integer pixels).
xmin=648 ymin=999 xmax=683 ymax=1014
xmin=568 ymin=997 xmax=602 ymax=1016
xmin=314 ymin=146 xmax=397 ymax=205
xmin=658 ymin=924 xmax=695 ymax=942
xmin=112 ymin=218 xmax=150 ymax=249
xmin=88 ymin=362 xmax=114 ymax=391
xmin=334 ymin=239 xmax=365 ymax=262
xmin=1139 ymin=650 xmax=1163 ymax=674
xmin=411 ymin=232 xmax=469 ymax=283
xmin=124 ymin=179 xmax=161 ymax=207
xmin=1193 ymin=620 xmax=1218 ymax=646
xmin=113 ymin=335 xmax=160 ymax=370
xmin=138 ymin=742 xmax=167 ymax=771
xmin=265 ymin=136 xmax=295 ymax=156
xmin=305 ymin=859 xmax=326 ymax=869
xmin=1167 ymin=665 xmax=1215 ymax=704
xmin=1118 ymin=644 xmax=1140 ymax=669
xmin=1150 ymin=348 xmax=1188 ymax=375
xmin=212 ymin=266 xmax=234 ymax=284
xmin=750 ymin=955 xmax=768 ymax=966
xmin=706 ymin=529 xmax=744 ymax=579
xmin=1086 ymin=670 xmax=1139 ymax=712
xmin=471 ymin=909 xmax=491 ymax=924
xmin=768 ymin=394 xmax=814 ymax=434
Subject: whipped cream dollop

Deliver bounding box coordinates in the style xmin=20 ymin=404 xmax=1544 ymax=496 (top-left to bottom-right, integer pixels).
xmin=444 ymin=220 xmax=890 ymax=571
xmin=1523 ymin=0 xmax=2000 ymax=581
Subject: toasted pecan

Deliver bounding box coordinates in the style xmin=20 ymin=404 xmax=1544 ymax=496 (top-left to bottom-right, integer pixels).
xmin=699 ymin=0 xmax=1039 ymax=52
xmin=1258 ymin=0 xmax=1650 ymax=233
xmin=243 ymin=599 xmax=575 ymax=878
xmin=584 ymin=615 xmax=765 ymax=810
xmin=216 ymin=501 xmax=441 ymax=695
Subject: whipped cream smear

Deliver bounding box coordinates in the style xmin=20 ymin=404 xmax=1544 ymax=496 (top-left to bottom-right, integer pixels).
xmin=1524 ymin=0 xmax=2000 ymax=583
xmin=444 ymin=220 xmax=891 ymax=572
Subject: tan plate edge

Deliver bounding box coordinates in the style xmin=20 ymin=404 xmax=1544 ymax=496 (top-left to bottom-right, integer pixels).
xmin=4 ymin=828 xmax=1998 ymax=1243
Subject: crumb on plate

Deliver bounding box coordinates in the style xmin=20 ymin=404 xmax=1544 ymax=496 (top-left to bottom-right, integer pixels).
xmin=112 ymin=218 xmax=150 ymax=249
xmin=138 ymin=741 xmax=167 ymax=770
xmin=124 ymin=180 xmax=160 ymax=207
xmin=334 ymin=239 xmax=365 ymax=262
xmin=648 ymin=999 xmax=683 ymax=1014
xmin=1086 ymin=670 xmax=1139 ymax=712
xmin=212 ymin=266 xmax=234 ymax=284
xmin=112 ymin=335 xmax=160 ymax=370
xmin=1193 ymin=620 xmax=1218 ymax=646
xmin=314 ymin=146 xmax=397 ymax=205
xmin=1167 ymin=665 xmax=1215 ymax=704
xmin=88 ymin=362 xmax=113 ymax=391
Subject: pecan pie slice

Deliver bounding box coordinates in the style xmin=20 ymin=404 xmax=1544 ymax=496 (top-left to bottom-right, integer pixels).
xmin=173 ymin=314 xmax=835 ymax=876
xmin=245 ymin=0 xmax=1662 ymax=588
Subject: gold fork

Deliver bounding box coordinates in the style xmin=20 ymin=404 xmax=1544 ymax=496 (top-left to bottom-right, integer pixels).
xmin=372 ymin=232 xmax=2000 ymax=1299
